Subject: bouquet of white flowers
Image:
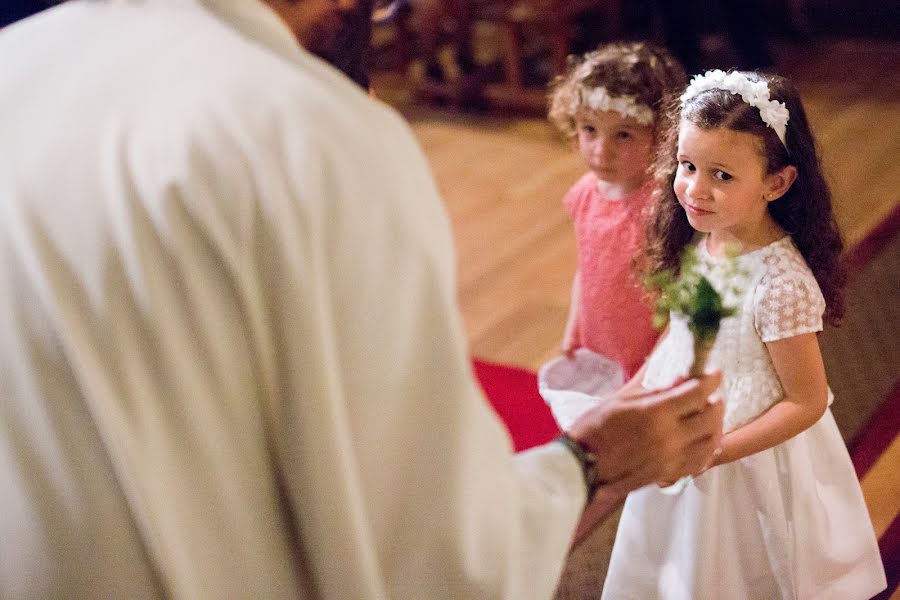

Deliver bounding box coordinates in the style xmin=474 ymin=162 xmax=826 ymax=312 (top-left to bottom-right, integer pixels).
xmin=645 ymin=245 xmax=740 ymax=377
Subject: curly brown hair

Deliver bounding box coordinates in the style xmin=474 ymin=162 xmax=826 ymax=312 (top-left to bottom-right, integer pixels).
xmin=548 ymin=41 xmax=687 ymax=150
xmin=643 ymin=71 xmax=846 ymax=324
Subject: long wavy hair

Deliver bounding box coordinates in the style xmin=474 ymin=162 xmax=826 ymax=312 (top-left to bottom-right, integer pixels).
xmin=643 ymin=71 xmax=846 ymax=324
xmin=547 ymin=41 xmax=687 ymax=151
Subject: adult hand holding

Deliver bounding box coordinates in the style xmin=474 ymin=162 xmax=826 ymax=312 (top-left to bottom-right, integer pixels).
xmin=566 ymin=372 xmax=724 ymax=544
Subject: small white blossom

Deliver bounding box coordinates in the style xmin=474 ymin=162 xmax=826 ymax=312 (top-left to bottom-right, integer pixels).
xmin=681 ymin=70 xmax=789 ymax=148
xmin=582 ymin=87 xmax=655 ymax=125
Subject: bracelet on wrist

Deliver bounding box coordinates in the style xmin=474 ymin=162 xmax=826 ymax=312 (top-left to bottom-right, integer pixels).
xmin=555 ymin=432 xmax=602 ymax=501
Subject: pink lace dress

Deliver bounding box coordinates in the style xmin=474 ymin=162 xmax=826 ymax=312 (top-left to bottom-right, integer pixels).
xmin=564 ymin=172 xmax=657 ymax=379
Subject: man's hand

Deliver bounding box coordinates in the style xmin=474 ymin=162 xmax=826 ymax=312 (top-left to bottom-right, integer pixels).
xmin=569 ymin=372 xmax=724 ymax=501
xmin=565 ymin=372 xmax=723 ymax=545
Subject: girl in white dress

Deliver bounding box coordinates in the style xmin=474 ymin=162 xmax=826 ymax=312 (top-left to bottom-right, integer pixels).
xmin=601 ymin=70 xmax=887 ymax=600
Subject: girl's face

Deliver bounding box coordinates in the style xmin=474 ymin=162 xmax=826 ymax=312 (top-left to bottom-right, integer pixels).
xmin=575 ymin=108 xmax=654 ymax=197
xmin=674 ymin=122 xmax=795 ymax=250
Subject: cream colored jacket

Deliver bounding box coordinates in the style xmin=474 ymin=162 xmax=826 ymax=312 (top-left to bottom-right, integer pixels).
xmin=0 ymin=1 xmax=584 ymax=597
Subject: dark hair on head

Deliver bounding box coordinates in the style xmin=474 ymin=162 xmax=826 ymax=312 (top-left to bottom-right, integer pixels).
xmin=548 ymin=41 xmax=687 ymax=150
xmin=643 ymin=70 xmax=846 ymax=324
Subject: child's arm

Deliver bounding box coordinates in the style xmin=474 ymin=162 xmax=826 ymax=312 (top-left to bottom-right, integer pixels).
xmin=711 ymin=331 xmax=829 ymax=466
xmin=561 ymin=270 xmax=581 ymax=357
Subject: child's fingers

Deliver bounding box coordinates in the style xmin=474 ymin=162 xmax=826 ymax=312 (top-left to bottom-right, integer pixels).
xmin=697 ymin=447 xmax=724 ymax=475
xmin=560 ymin=337 xmax=578 ymax=357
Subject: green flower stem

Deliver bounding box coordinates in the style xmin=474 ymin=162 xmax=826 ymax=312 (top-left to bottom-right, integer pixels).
xmin=690 ymin=336 xmax=715 ymax=378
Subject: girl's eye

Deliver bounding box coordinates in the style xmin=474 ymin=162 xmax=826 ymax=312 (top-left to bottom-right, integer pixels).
xmin=616 ymin=131 xmax=631 ymax=140
xmin=680 ymin=161 xmax=696 ymax=172
xmin=582 ymin=125 xmax=596 ymax=134
xmin=714 ymin=170 xmax=733 ymax=181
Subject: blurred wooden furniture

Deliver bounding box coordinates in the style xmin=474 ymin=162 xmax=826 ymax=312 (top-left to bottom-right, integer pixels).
xmin=373 ymin=0 xmax=622 ymax=112
xmin=480 ymin=0 xmax=621 ymax=111
xmin=370 ymin=1 xmax=415 ymax=72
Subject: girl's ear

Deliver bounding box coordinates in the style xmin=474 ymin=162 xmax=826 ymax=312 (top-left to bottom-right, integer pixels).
xmin=765 ymin=165 xmax=798 ymax=202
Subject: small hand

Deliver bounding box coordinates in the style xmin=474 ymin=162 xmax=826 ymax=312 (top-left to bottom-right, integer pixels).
xmin=561 ymin=342 xmax=578 ymax=359
xmin=697 ymin=445 xmax=724 ymax=475
xmin=560 ymin=329 xmax=579 ymax=359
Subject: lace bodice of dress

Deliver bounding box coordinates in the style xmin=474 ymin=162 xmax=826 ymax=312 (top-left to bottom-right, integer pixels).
xmin=642 ymin=236 xmax=826 ymax=432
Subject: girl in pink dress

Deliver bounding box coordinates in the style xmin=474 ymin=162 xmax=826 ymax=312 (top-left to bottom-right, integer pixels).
xmin=548 ymin=42 xmax=687 ymax=379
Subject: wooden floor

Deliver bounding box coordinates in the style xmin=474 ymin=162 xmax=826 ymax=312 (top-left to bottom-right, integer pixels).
xmin=373 ymin=36 xmax=900 ymax=593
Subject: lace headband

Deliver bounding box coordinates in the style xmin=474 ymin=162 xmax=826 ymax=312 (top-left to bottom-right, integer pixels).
xmin=680 ymin=70 xmax=789 ymax=148
xmin=577 ymin=87 xmax=655 ymax=126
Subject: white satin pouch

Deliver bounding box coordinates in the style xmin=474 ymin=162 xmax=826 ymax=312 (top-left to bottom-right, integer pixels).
xmin=537 ymin=348 xmax=624 ymax=431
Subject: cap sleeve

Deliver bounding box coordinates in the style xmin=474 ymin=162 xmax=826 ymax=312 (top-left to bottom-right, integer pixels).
xmin=754 ymin=251 xmax=826 ymax=342
xmin=562 ymin=173 xmax=595 ymax=220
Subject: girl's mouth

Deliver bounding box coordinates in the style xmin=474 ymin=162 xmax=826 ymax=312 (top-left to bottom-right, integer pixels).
xmin=685 ymin=204 xmax=714 ymax=216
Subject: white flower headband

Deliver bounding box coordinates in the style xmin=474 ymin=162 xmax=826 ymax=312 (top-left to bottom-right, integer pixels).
xmin=578 ymin=87 xmax=655 ymax=126
xmin=680 ymin=70 xmax=790 ymax=148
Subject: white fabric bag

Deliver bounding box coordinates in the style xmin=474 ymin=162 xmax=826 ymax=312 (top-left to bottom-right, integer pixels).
xmin=538 ymin=348 xmax=624 ymax=431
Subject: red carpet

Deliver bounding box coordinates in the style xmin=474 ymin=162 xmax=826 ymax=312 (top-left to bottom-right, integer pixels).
xmin=473 ymin=358 xmax=559 ymax=452
xmin=859 ymin=381 xmax=900 ymax=600
xmin=843 ymin=204 xmax=900 ymax=277
xmin=875 ymin=516 xmax=900 ymax=600
xmin=851 ymin=381 xmax=900 ymax=479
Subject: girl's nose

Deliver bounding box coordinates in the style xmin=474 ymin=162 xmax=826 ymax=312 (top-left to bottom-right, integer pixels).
xmin=686 ymin=175 xmax=710 ymax=199
xmin=592 ymin=138 xmax=612 ymax=159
